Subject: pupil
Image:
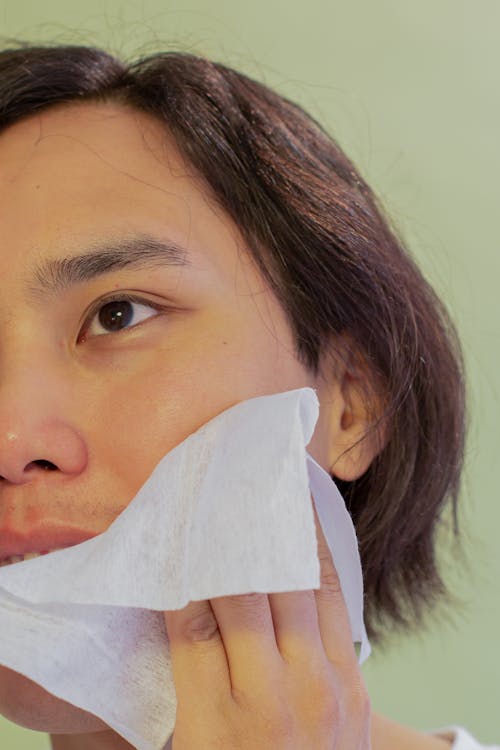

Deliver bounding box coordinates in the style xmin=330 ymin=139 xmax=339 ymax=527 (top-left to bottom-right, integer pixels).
xmin=98 ymin=300 xmax=134 ymax=331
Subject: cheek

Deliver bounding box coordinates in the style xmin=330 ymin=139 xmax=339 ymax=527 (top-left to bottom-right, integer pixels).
xmin=87 ymin=324 xmax=308 ymax=507
xmin=0 ymin=666 xmax=107 ymax=733
xmin=97 ymin=363 xmax=242 ymax=495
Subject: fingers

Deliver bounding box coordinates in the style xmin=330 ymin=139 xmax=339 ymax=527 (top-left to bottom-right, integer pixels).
xmin=266 ymin=587 xmax=324 ymax=664
xmin=164 ymin=600 xmax=230 ymax=707
xmin=310 ymin=499 xmax=358 ymax=668
xmin=209 ymin=592 xmax=283 ymax=698
xmin=268 ymin=495 xmax=358 ymax=671
xmin=164 ymin=491 xmax=358 ymax=712
xmin=164 ymin=593 xmax=283 ymax=704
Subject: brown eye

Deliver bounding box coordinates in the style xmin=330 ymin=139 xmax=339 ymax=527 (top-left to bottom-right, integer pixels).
xmin=97 ymin=299 xmax=134 ymax=332
xmin=81 ymin=294 xmax=164 ymax=339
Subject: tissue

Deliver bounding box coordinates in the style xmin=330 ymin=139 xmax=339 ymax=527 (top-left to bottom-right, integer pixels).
xmin=0 ymin=387 xmax=371 ymax=750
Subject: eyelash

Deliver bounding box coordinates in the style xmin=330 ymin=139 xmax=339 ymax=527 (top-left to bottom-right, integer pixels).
xmin=79 ymin=292 xmax=166 ymax=342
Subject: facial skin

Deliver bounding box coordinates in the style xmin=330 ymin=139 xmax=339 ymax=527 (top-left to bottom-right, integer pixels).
xmin=0 ymin=101 xmax=383 ymax=745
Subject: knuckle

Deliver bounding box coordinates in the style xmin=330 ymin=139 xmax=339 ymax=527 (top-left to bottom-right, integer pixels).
xmin=308 ymin=676 xmax=341 ymax=726
xmin=305 ymin=667 xmax=371 ymax=730
xmin=262 ymin=704 xmax=295 ymax=744
xmin=232 ymin=686 xmax=296 ymax=748
xmin=184 ymin=608 xmax=220 ymax=642
xmin=225 ymin=592 xmax=264 ymax=609
xmin=318 ymin=554 xmax=343 ymax=595
xmin=343 ymin=671 xmax=372 ymax=718
xmin=313 ymin=693 xmax=340 ymax=730
xmin=224 ymin=592 xmax=269 ymax=630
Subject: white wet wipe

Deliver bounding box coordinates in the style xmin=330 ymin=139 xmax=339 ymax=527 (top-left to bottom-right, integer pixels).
xmin=0 ymin=387 xmax=371 ymax=750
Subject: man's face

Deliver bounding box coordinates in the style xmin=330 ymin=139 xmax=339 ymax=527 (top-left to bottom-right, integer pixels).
xmin=0 ymin=101 xmax=335 ymax=732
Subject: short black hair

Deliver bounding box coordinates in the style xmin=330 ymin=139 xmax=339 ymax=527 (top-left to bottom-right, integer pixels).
xmin=0 ymin=40 xmax=468 ymax=648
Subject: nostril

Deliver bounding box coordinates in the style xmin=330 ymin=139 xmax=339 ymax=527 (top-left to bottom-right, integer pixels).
xmin=27 ymin=459 xmax=58 ymax=472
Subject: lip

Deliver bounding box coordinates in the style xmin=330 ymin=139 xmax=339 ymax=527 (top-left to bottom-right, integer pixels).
xmin=0 ymin=525 xmax=97 ymax=563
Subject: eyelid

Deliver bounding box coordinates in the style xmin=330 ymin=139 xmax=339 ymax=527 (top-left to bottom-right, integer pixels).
xmin=79 ymin=291 xmax=166 ymax=341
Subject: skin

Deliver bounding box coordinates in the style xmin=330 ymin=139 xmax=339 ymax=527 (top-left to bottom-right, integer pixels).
xmin=0 ymin=102 xmax=451 ymax=749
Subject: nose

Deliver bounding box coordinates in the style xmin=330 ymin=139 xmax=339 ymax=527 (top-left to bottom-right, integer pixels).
xmin=0 ymin=368 xmax=88 ymax=485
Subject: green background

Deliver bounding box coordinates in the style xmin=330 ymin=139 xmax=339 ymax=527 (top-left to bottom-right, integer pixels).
xmin=0 ymin=1 xmax=498 ymax=746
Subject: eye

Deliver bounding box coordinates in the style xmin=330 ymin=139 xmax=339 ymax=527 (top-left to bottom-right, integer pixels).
xmin=80 ymin=293 xmax=165 ymax=341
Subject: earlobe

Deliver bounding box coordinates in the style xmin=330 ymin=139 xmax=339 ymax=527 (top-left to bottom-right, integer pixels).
xmin=330 ymin=423 xmax=381 ymax=482
xmin=323 ymin=348 xmax=388 ymax=483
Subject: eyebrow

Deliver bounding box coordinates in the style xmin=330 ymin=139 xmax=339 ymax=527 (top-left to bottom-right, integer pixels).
xmin=27 ymin=234 xmax=191 ymax=300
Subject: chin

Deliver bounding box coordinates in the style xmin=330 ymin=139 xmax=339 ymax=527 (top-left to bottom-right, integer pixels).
xmin=0 ymin=665 xmax=108 ymax=733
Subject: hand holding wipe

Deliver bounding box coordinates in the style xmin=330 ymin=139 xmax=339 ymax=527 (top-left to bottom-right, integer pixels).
xmin=0 ymin=387 xmax=371 ymax=750
xmin=164 ymin=497 xmax=372 ymax=749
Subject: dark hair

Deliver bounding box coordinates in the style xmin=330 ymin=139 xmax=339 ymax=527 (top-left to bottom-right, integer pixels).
xmin=0 ymin=40 xmax=468 ymax=649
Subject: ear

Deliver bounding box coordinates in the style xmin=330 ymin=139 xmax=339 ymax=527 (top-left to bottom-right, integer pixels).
xmin=314 ymin=340 xmax=389 ymax=482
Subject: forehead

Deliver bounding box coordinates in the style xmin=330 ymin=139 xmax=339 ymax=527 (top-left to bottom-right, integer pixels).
xmin=0 ymin=101 xmax=242 ymax=281
xmin=0 ymin=100 xmax=183 ymax=179
xmin=0 ymin=100 xmax=184 ymax=201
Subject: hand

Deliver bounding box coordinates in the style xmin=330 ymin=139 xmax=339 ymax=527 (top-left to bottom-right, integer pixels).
xmin=163 ymin=496 xmax=372 ymax=749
